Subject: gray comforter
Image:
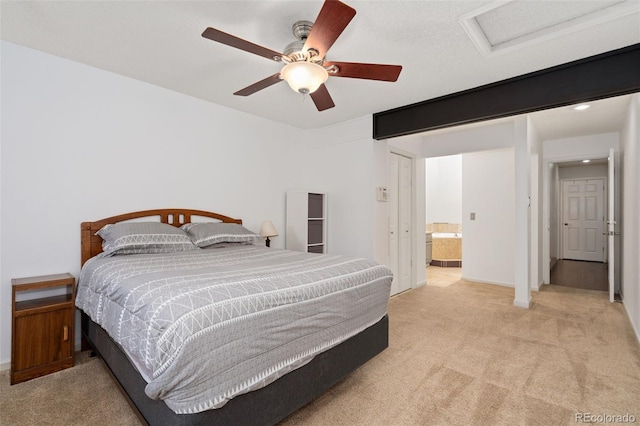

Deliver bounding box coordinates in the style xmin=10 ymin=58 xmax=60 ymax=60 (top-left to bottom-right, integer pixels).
xmin=76 ymin=245 xmax=392 ymax=414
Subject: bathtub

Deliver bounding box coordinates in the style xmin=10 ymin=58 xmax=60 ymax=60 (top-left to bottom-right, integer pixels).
xmin=432 ymin=232 xmax=461 ymax=238
xmin=431 ymin=232 xmax=462 ymax=267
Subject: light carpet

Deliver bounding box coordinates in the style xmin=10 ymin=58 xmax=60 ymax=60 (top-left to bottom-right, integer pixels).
xmin=2 ymin=280 xmax=639 ymax=425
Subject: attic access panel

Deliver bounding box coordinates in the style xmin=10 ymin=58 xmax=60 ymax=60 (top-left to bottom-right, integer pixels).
xmin=460 ymin=0 xmax=638 ymax=56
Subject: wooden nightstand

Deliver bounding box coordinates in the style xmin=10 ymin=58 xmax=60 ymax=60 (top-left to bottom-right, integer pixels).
xmin=11 ymin=273 xmax=76 ymax=385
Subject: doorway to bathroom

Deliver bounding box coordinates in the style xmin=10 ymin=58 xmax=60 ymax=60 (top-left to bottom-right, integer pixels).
xmin=425 ymin=154 xmax=463 ymax=285
xmin=423 ymin=147 xmax=516 ymax=289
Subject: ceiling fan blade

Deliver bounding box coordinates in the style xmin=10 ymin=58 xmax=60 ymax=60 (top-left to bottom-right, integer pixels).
xmin=310 ymin=84 xmax=335 ymax=111
xmin=303 ymin=0 xmax=356 ymax=59
xmin=324 ymin=61 xmax=402 ymax=82
xmin=202 ymin=27 xmax=283 ymax=62
xmin=234 ymin=73 xmax=283 ymax=96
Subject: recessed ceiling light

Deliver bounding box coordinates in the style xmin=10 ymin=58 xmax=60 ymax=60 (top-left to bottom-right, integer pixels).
xmin=582 ymin=159 xmax=591 ymax=163
xmin=573 ymin=104 xmax=591 ymax=111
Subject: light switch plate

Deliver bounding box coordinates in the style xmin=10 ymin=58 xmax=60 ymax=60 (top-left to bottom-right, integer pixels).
xmin=470 ymin=212 xmax=476 ymax=220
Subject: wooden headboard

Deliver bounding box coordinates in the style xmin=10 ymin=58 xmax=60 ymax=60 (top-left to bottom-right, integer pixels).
xmin=80 ymin=208 xmax=243 ymax=266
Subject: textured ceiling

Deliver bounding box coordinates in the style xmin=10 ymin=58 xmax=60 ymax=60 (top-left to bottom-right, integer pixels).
xmin=475 ymin=0 xmax=631 ymax=46
xmin=1 ymin=0 xmax=639 ymax=132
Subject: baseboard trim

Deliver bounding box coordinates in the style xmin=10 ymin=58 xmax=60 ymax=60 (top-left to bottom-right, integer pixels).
xmin=0 ymin=360 xmax=10 ymax=372
xmin=513 ymin=298 xmax=531 ymax=309
xmin=622 ymin=298 xmax=640 ymax=344
xmin=534 ymin=282 xmax=549 ymax=291
xmin=532 ymin=279 xmax=545 ymax=292
xmin=461 ymin=276 xmax=514 ymax=288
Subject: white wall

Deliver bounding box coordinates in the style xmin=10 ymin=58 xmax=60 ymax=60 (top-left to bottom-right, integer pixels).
xmin=422 ymin=119 xmax=516 ymax=158
xmin=419 ymin=119 xmax=523 ymax=289
xmin=512 ymin=117 xmax=531 ymax=307
xmin=0 ymin=40 xmax=3 ymax=372
xmin=0 ymin=42 xmax=305 ymax=366
xmin=425 ymin=155 xmax=462 ymax=225
xmin=558 ymin=164 xmax=607 ymax=180
xmin=295 ymin=117 xmax=379 ymax=260
xmin=462 ymin=149 xmax=516 ymax=286
xmin=621 ymin=93 xmax=640 ymax=342
xmin=293 ymin=117 xmax=428 ymax=290
xmin=544 ymin=133 xmax=620 ymax=161
xmin=528 ymin=117 xmax=542 ymax=291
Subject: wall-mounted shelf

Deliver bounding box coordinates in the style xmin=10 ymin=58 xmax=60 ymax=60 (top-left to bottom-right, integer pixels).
xmin=286 ymin=192 xmax=327 ymax=254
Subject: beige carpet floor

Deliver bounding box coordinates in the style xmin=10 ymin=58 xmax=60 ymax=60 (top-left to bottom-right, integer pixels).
xmin=2 ymin=280 xmax=639 ymax=425
xmin=0 ymin=350 xmax=140 ymax=426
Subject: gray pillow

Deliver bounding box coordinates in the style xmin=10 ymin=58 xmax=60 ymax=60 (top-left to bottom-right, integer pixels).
xmin=97 ymin=222 xmax=198 ymax=256
xmin=181 ymin=222 xmax=258 ymax=247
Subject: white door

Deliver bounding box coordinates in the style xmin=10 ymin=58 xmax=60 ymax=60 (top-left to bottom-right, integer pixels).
xmin=398 ymin=154 xmax=412 ymax=292
xmin=607 ymin=149 xmax=616 ymax=302
xmin=388 ymin=152 xmax=412 ymax=296
xmin=388 ymin=154 xmax=399 ymax=295
xmin=562 ymin=179 xmax=604 ymax=262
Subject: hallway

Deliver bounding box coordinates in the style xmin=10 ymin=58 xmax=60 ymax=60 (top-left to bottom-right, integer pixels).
xmin=550 ymin=259 xmax=608 ymax=292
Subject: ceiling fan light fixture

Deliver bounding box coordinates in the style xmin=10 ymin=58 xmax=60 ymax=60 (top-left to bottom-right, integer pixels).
xmin=281 ymin=62 xmax=328 ymax=94
xmin=202 ymin=0 xmax=401 ymax=111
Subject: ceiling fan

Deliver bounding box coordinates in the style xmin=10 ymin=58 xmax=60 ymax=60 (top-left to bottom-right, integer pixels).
xmin=201 ymin=0 xmax=402 ymax=111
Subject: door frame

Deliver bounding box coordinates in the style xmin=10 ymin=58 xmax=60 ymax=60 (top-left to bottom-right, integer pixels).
xmin=542 ymin=151 xmax=621 ymax=296
xmin=607 ymin=147 xmax=617 ymax=302
xmin=388 ymin=148 xmax=416 ymax=294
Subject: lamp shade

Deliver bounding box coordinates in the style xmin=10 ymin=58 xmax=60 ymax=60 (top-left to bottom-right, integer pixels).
xmin=259 ymin=221 xmax=278 ymax=238
xmin=280 ymin=62 xmax=328 ymax=94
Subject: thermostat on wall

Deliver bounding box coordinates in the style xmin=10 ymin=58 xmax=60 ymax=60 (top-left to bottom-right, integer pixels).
xmin=377 ymin=187 xmax=388 ymax=202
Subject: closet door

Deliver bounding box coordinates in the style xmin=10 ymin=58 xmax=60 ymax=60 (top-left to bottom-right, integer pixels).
xmin=389 ymin=153 xmax=412 ymax=296
xmin=388 ymin=155 xmax=400 ymax=295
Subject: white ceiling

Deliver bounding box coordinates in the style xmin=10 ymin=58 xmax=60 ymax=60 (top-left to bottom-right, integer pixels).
xmin=529 ymin=94 xmax=632 ymax=140
xmin=1 ymin=0 xmax=639 ymax=133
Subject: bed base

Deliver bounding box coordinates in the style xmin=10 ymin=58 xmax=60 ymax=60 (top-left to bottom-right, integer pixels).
xmin=81 ymin=312 xmax=388 ymax=426
xmin=79 ymin=208 xmax=389 ymax=424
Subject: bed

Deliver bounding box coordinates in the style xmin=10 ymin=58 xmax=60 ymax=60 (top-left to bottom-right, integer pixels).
xmin=76 ymin=208 xmax=392 ymax=425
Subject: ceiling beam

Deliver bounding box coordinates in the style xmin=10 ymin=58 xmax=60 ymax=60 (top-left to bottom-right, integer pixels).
xmin=372 ymin=43 xmax=640 ymax=140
